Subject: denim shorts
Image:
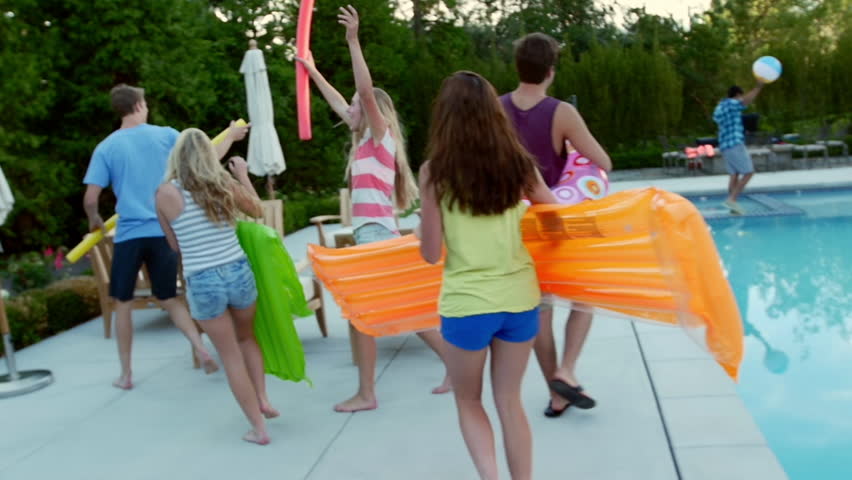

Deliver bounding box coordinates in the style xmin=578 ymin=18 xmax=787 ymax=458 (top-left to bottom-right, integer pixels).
xmin=722 ymin=144 xmax=754 ymax=174
xmin=441 ymin=308 xmax=540 ymax=351
xmin=353 ymin=223 xmax=398 ymax=245
xmin=185 ymin=258 xmax=258 ymax=320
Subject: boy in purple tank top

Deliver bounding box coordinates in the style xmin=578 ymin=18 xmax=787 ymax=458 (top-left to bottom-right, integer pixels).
xmin=501 ymin=33 xmax=612 ymax=418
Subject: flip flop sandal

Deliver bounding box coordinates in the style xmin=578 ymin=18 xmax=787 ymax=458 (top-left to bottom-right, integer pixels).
xmin=544 ymin=401 xmax=571 ymax=418
xmin=549 ymin=379 xmax=597 ymax=410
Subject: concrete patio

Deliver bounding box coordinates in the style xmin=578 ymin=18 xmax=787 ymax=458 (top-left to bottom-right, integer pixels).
xmin=8 ymin=167 xmax=846 ymax=480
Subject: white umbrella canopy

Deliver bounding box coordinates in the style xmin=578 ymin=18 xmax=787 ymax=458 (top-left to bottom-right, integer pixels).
xmin=240 ymin=40 xmax=286 ymax=198
xmin=0 ymin=164 xmax=14 ymax=229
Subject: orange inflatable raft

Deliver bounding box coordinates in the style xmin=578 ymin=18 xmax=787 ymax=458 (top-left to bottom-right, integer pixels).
xmin=308 ymin=188 xmax=744 ymax=379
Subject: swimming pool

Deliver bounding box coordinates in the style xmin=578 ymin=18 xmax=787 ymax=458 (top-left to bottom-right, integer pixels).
xmin=688 ymin=187 xmax=852 ymax=480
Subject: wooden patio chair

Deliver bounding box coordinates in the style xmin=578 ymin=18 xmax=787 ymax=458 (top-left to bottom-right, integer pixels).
xmin=90 ymin=236 xmax=170 ymax=339
xmin=89 ymin=235 xmax=204 ymax=368
xmin=241 ymin=199 xmax=327 ymax=337
xmin=309 ymin=188 xmax=416 ymax=248
xmin=309 ymin=191 xmax=419 ymax=364
xmin=309 ymin=188 xmax=355 ymax=248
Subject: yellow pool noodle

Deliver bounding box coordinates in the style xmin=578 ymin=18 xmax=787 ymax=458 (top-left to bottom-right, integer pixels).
xmin=65 ymin=214 xmax=119 ymax=263
xmin=210 ymin=118 xmax=248 ymax=145
xmin=66 ymin=119 xmax=247 ymax=263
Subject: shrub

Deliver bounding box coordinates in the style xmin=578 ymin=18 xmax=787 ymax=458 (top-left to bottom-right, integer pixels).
xmin=46 ymin=276 xmax=101 ymax=315
xmin=1 ymin=252 xmax=52 ymax=293
xmin=1 ymin=290 xmax=49 ymax=356
xmin=0 ymin=276 xmax=101 ymax=356
xmin=282 ymin=192 xmax=341 ymax=234
xmin=42 ymin=289 xmax=90 ymax=334
xmin=611 ymin=145 xmax=665 ymax=170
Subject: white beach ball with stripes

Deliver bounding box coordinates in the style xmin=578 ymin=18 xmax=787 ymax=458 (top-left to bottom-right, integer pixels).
xmin=752 ymin=56 xmax=782 ymax=84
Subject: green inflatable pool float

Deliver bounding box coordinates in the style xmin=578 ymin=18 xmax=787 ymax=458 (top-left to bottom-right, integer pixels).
xmin=236 ymin=221 xmax=312 ymax=384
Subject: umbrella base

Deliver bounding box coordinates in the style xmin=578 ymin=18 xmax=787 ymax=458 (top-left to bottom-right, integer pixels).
xmin=0 ymin=369 xmax=54 ymax=398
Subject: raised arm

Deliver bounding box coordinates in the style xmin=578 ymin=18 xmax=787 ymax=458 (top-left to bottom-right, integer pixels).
xmin=214 ymin=120 xmax=251 ymax=161
xmin=340 ymin=5 xmax=386 ymax=142
xmin=227 ymin=156 xmax=263 ymax=218
xmin=415 ymin=163 xmax=443 ymax=264
xmin=295 ymin=52 xmax=354 ymax=128
xmin=740 ymin=83 xmax=765 ymax=107
xmin=557 ymin=103 xmax=612 ymax=172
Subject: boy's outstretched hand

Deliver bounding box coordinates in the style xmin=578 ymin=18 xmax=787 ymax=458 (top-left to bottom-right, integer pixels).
xmin=338 ymin=5 xmax=359 ymax=42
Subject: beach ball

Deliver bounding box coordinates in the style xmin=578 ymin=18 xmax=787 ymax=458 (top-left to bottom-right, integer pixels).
xmin=552 ymin=150 xmax=609 ymax=205
xmin=521 ymin=147 xmax=609 ymax=206
xmin=752 ymin=56 xmax=782 ymax=84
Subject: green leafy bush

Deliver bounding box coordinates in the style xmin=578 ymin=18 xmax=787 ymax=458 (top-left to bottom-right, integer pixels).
xmin=610 ymin=145 xmax=666 ymax=170
xmin=0 ymin=252 xmax=52 ymax=293
xmin=282 ymin=193 xmax=341 ymax=234
xmin=2 ymin=290 xmax=49 ymax=356
xmin=46 ymin=276 xmax=101 ymax=314
xmin=0 ymin=276 xmax=101 ymax=356
xmin=43 ymin=289 xmax=90 ymax=334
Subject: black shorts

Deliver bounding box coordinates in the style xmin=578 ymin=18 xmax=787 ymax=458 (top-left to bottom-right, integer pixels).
xmin=110 ymin=237 xmax=178 ymax=302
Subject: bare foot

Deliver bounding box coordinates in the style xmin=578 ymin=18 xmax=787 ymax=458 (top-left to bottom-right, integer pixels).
xmin=112 ymin=374 xmax=133 ymax=390
xmin=550 ymin=393 xmax=570 ymax=411
xmin=243 ymin=429 xmax=270 ymax=445
xmin=195 ymin=351 xmax=219 ymax=375
xmin=260 ymin=403 xmax=280 ymax=419
xmin=333 ymin=393 xmax=377 ymax=413
xmin=549 ymin=376 xmax=596 ymax=410
xmin=553 ymin=370 xmax=581 ymax=388
xmin=431 ymin=375 xmax=452 ymax=395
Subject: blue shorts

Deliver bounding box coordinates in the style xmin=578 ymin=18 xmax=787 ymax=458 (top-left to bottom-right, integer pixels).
xmin=441 ymin=308 xmax=540 ymax=351
xmin=110 ymin=236 xmax=177 ymax=302
xmin=185 ymin=258 xmax=258 ymax=320
xmin=722 ymin=144 xmax=754 ymax=174
xmin=353 ymin=223 xmax=398 ymax=245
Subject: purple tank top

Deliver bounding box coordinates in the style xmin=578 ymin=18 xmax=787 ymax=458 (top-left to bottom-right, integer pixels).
xmin=500 ymin=94 xmax=565 ymax=188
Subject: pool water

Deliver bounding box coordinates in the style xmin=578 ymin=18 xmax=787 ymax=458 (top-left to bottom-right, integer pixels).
xmin=689 ymin=188 xmax=852 ymax=480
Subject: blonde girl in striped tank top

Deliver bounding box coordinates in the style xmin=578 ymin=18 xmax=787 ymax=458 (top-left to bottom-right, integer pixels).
xmin=155 ymin=128 xmax=276 ymax=445
xmin=296 ymin=6 xmax=451 ymax=413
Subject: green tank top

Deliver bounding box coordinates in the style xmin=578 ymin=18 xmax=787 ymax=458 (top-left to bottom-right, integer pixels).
xmin=438 ymin=199 xmax=541 ymax=317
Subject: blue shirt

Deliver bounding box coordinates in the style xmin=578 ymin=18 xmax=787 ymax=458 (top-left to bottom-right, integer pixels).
xmin=713 ymin=98 xmax=746 ymax=150
xmin=83 ymin=124 xmax=179 ymax=243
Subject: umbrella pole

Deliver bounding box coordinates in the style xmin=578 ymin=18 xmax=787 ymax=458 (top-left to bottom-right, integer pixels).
xmin=266 ymin=175 xmax=276 ymax=200
xmin=0 ymin=293 xmax=53 ymax=398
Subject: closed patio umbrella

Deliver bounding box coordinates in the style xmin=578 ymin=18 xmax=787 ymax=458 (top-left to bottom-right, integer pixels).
xmin=0 ymin=164 xmax=13 ymax=229
xmin=240 ymin=39 xmax=286 ymax=199
xmin=0 ymin=167 xmax=54 ymax=398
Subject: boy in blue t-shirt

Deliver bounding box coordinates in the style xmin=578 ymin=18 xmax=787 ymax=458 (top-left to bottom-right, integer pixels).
xmin=83 ymin=84 xmax=249 ymax=389
xmin=712 ymin=82 xmax=765 ymax=214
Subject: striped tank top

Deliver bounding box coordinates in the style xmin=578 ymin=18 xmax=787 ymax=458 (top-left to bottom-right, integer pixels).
xmin=169 ymin=180 xmax=246 ymax=277
xmin=350 ymin=128 xmax=398 ymax=234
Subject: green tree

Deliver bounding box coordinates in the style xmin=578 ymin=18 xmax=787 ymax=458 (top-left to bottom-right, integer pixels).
xmin=0 ymin=0 xmax=234 ymax=252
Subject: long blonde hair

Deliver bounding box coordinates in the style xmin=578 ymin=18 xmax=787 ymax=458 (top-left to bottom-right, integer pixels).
xmin=346 ymin=88 xmax=418 ymax=210
xmin=164 ymin=128 xmax=240 ymax=225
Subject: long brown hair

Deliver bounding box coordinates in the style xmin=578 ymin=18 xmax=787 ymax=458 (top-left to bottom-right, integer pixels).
xmin=425 ymin=71 xmax=538 ymax=216
xmin=164 ymin=128 xmax=240 ymax=225
xmin=346 ymin=88 xmax=418 ymax=210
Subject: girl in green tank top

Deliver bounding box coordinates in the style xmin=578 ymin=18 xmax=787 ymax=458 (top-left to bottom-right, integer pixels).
xmin=416 ymin=71 xmax=558 ymax=480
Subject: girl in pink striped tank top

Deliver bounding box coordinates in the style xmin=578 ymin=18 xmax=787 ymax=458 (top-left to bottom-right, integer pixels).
xmin=295 ymin=6 xmax=451 ymax=413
